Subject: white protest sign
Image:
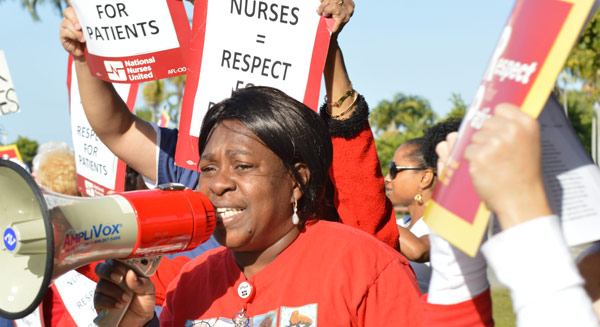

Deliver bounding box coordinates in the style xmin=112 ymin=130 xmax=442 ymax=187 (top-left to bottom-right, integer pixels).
xmin=0 ymin=50 xmax=20 ymax=116
xmin=68 ymin=56 xmax=138 ymax=196
xmin=70 ymin=0 xmax=190 ymax=83
xmin=175 ymin=0 xmax=332 ymax=170
xmin=538 ymin=95 xmax=600 ymax=246
xmin=53 ymin=271 xmax=98 ymax=327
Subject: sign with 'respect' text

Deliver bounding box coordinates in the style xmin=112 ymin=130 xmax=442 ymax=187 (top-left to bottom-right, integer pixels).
xmin=424 ymin=0 xmax=597 ymax=257
xmin=175 ymin=0 xmax=332 ymax=170
xmin=0 ymin=50 xmax=20 ymax=116
xmin=67 ymin=56 xmax=138 ymax=196
xmin=70 ymin=0 xmax=190 ymax=83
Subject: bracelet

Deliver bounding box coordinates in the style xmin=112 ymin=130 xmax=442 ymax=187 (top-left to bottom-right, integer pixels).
xmin=326 ymin=85 xmax=355 ymax=108
xmin=331 ymin=92 xmax=359 ymax=119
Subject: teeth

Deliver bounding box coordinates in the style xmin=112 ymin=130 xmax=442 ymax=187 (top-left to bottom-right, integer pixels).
xmin=216 ymin=208 xmax=244 ymax=219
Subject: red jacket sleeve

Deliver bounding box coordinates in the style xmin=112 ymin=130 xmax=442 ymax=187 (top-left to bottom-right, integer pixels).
xmin=330 ymin=123 xmax=400 ymax=251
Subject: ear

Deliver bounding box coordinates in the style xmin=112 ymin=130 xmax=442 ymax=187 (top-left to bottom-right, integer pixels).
xmin=291 ymin=162 xmax=310 ymax=203
xmin=419 ymin=168 xmax=436 ymax=190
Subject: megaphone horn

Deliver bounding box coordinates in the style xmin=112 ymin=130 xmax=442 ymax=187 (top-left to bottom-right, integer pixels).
xmin=0 ymin=158 xmax=216 ymax=321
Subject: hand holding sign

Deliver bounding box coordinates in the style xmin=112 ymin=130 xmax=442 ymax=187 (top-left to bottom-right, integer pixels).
xmin=436 ymin=104 xmax=552 ymax=232
xmin=465 ymin=104 xmax=552 ymax=230
xmin=317 ymin=0 xmax=354 ymax=34
xmin=61 ymin=7 xmax=87 ymax=59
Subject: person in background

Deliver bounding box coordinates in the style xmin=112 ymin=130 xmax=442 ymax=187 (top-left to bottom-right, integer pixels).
xmin=31 ymin=141 xmax=72 ymax=184
xmin=37 ymin=149 xmax=80 ymax=196
xmin=384 ymin=119 xmax=461 ymax=292
xmin=319 ymin=16 xmax=492 ymax=325
xmin=577 ymin=241 xmax=600 ymax=320
xmin=436 ymin=103 xmax=599 ymax=326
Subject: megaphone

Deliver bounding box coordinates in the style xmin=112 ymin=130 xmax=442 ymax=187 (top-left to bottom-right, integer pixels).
xmin=0 ymin=158 xmax=216 ymax=323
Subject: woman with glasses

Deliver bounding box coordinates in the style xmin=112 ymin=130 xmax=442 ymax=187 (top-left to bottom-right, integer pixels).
xmin=384 ymin=119 xmax=461 ymax=293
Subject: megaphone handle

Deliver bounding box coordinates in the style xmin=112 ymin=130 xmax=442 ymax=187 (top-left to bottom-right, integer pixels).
xmin=93 ymin=278 xmax=134 ymax=327
xmin=93 ymin=256 xmax=163 ymax=327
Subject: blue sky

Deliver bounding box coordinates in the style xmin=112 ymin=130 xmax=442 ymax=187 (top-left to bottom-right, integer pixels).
xmin=0 ymin=0 xmax=514 ymax=147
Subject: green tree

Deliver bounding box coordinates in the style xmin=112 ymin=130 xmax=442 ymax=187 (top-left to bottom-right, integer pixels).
xmin=15 ymin=136 xmax=38 ymax=164
xmin=369 ymin=93 xmax=437 ymax=173
xmin=134 ymin=107 xmax=153 ymax=122
xmin=141 ymin=80 xmax=167 ymax=123
xmin=565 ymin=10 xmax=600 ymax=99
xmin=15 ymin=0 xmax=67 ymax=21
xmin=445 ymin=93 xmax=467 ymax=120
xmin=137 ymin=76 xmax=186 ymax=127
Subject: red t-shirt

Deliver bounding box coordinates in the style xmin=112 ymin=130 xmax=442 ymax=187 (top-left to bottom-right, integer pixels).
xmin=160 ymin=220 xmax=423 ymax=326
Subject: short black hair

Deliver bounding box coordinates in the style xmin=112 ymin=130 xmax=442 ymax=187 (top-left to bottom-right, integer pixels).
xmin=421 ymin=118 xmax=462 ymax=171
xmin=197 ymin=86 xmax=333 ymax=220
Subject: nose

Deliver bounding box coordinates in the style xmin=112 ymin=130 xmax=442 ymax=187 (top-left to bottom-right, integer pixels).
xmin=207 ymin=168 xmax=237 ymax=196
xmin=384 ymin=173 xmax=391 ymax=185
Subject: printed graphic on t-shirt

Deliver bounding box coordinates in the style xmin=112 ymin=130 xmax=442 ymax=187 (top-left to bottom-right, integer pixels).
xmin=185 ymin=317 xmax=234 ymax=326
xmin=252 ymin=309 xmax=277 ymax=326
xmin=184 ymin=304 xmax=317 ymax=327
xmin=280 ymin=304 xmax=318 ymax=326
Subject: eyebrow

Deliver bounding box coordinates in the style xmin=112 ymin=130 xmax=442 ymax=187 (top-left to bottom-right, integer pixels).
xmin=200 ymin=149 xmax=253 ymax=161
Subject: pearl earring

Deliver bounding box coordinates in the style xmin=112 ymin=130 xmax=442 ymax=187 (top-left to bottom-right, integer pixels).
xmin=292 ymin=199 xmax=299 ymax=225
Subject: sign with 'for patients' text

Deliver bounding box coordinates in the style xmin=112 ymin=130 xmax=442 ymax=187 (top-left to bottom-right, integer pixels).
xmin=0 ymin=50 xmax=20 ymax=116
xmin=424 ymin=0 xmax=597 ymax=257
xmin=175 ymin=0 xmax=332 ymax=170
xmin=70 ymin=0 xmax=190 ymax=83
xmin=68 ymin=56 xmax=138 ymax=196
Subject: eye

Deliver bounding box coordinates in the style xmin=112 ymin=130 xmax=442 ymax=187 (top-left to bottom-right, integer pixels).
xmin=235 ymin=163 xmax=253 ymax=171
xmin=200 ymin=165 xmax=216 ymax=174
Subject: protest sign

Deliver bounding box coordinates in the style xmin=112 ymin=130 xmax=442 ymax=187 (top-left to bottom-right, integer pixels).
xmin=0 ymin=144 xmax=22 ymax=162
xmin=70 ymin=0 xmax=190 ymax=83
xmin=0 ymin=50 xmax=20 ymax=116
xmin=538 ymin=95 xmax=600 ymax=247
xmin=67 ymin=56 xmax=138 ymax=196
xmin=175 ymin=0 xmax=332 ymax=170
xmin=424 ymin=0 xmax=597 ymax=257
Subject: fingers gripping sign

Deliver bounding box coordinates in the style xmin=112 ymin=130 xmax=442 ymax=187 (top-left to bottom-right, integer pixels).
xmin=60 ymin=7 xmax=87 ymax=58
xmin=317 ymin=0 xmax=354 ymax=34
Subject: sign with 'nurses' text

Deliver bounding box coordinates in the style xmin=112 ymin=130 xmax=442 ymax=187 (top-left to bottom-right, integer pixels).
xmin=68 ymin=56 xmax=138 ymax=196
xmin=175 ymin=0 xmax=332 ymax=170
xmin=70 ymin=0 xmax=190 ymax=83
xmin=0 ymin=50 xmax=20 ymax=116
xmin=424 ymin=0 xmax=597 ymax=257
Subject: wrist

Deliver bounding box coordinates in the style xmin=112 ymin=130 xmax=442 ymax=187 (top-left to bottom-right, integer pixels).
xmin=493 ymin=181 xmax=551 ymax=230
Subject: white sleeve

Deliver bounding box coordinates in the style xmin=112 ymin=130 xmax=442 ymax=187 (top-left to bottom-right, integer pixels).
xmin=142 ymin=122 xmax=160 ymax=189
xmin=427 ymin=230 xmax=489 ymax=304
xmin=482 ymin=215 xmax=598 ymax=327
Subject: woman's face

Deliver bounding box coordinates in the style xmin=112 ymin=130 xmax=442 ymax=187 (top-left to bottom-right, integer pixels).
xmin=197 ymin=120 xmax=297 ymax=252
xmin=384 ymin=144 xmax=423 ymax=206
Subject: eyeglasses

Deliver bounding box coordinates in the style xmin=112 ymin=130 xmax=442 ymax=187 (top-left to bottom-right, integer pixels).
xmin=388 ymin=161 xmax=426 ymax=180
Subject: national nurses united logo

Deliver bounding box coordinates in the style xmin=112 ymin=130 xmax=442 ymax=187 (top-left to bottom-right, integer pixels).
xmin=104 ymin=60 xmax=127 ymax=81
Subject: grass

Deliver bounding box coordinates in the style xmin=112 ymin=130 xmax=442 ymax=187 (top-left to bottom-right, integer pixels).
xmin=492 ymin=288 xmax=516 ymax=327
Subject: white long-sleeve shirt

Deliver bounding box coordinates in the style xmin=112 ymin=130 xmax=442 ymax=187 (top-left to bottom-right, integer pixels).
xmin=482 ymin=215 xmax=598 ymax=327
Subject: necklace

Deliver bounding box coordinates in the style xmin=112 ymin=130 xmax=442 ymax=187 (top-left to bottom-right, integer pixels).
xmin=232 ymin=281 xmax=255 ymax=327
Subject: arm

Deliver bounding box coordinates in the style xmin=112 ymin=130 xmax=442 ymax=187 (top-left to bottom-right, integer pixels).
xmin=318 ymin=0 xmax=400 ymax=250
xmin=578 ymin=242 xmax=600 ymax=320
xmin=61 ymin=8 xmax=158 ymax=182
xmin=453 ymin=104 xmax=597 ymax=325
xmin=398 ymin=226 xmax=430 ymax=262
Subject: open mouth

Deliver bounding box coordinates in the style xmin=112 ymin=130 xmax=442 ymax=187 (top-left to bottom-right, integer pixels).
xmin=215 ymin=207 xmax=245 ymax=226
